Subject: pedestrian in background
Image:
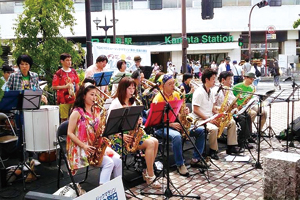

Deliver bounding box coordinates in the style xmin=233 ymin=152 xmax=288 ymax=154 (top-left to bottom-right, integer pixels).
xmin=273 ymin=60 xmax=281 ymax=90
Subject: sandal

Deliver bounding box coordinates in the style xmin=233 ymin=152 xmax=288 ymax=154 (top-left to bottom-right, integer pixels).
xmin=143 ymin=170 xmax=161 ymax=189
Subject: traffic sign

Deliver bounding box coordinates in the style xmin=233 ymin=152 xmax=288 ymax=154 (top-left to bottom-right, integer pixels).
xmin=267 ymin=25 xmax=276 ymax=34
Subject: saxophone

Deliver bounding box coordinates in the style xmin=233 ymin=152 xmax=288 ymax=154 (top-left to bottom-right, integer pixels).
xmin=125 ymin=95 xmax=145 ymax=153
xmin=176 ymin=87 xmax=193 ymax=139
xmin=237 ymin=88 xmax=256 ymax=111
xmin=215 ymin=91 xmax=241 ymax=138
xmin=88 ymin=90 xmax=110 ymax=167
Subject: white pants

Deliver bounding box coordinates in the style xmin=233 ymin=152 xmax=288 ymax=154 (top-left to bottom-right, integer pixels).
xmin=99 ymin=147 xmax=122 ymax=184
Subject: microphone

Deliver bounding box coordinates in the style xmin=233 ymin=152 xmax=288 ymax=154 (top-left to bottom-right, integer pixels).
xmin=283 ymin=77 xmax=292 ymax=82
xmin=216 ymin=85 xmax=223 ymax=94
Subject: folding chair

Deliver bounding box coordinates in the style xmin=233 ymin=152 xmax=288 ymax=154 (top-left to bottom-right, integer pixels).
xmin=56 ymin=121 xmax=88 ymax=197
xmin=0 ymin=112 xmax=18 ymax=169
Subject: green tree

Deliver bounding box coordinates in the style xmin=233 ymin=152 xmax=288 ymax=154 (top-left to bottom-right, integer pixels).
xmin=12 ymin=0 xmax=84 ymax=88
xmin=293 ymin=19 xmax=300 ymax=29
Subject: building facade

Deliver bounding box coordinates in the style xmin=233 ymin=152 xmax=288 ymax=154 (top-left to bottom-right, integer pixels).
xmin=0 ymin=0 xmax=300 ymax=72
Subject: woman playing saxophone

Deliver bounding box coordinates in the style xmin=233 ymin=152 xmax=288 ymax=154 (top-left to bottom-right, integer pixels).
xmin=67 ymin=80 xmax=122 ymax=185
xmin=107 ymin=77 xmax=160 ymax=188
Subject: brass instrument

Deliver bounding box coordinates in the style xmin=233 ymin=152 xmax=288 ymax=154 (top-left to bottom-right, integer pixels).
xmin=142 ymin=80 xmax=157 ymax=96
xmin=190 ymin=79 xmax=201 ymax=89
xmin=65 ymin=76 xmax=75 ymax=98
xmin=88 ymin=93 xmax=110 ymax=167
xmin=237 ymin=88 xmax=256 ymax=111
xmin=175 ymin=87 xmax=193 ymax=139
xmin=125 ymin=95 xmax=146 ymax=153
xmin=214 ymin=87 xmax=241 ymax=138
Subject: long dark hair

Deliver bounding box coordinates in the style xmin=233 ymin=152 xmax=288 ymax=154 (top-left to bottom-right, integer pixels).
xmin=73 ymin=84 xmax=97 ymax=112
xmin=114 ymin=77 xmax=137 ymax=106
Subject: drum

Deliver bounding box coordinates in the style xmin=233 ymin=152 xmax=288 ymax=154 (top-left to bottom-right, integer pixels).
xmin=24 ymin=105 xmax=59 ymax=152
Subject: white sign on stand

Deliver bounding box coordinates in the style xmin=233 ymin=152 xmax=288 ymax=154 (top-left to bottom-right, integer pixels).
xmin=74 ymin=176 xmax=126 ymax=200
xmin=278 ymin=54 xmax=287 ymax=69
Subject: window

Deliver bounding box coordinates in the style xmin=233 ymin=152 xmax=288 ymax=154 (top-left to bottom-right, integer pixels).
xmin=150 ymin=0 xmax=162 ymax=10
xmin=91 ymin=0 xmax=102 ymax=12
xmin=269 ymin=0 xmax=282 ymax=6
xmin=0 ymin=2 xmax=14 ymax=14
xmin=213 ymin=0 xmax=222 ymax=8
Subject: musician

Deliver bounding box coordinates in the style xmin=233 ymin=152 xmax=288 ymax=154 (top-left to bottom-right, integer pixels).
xmin=153 ymin=74 xmax=206 ymax=176
xmin=107 ymin=77 xmax=160 ymax=188
xmin=192 ymin=69 xmax=239 ymax=160
xmin=215 ymin=71 xmax=252 ymax=150
xmin=1 ymin=65 xmax=14 ymax=90
xmin=111 ymin=59 xmax=127 ymax=96
xmin=128 ymin=55 xmax=142 ymax=73
xmin=233 ymin=72 xmax=267 ymax=136
xmin=52 ymin=53 xmax=80 ymax=122
xmin=67 ymin=83 xmax=122 ymax=185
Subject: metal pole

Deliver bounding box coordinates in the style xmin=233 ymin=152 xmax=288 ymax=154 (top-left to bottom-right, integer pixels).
xmin=104 ymin=16 xmax=108 ymax=41
xmin=112 ymin=0 xmax=116 ymax=43
xmin=265 ymin=30 xmax=268 ymax=76
xmin=181 ymin=0 xmax=187 ymax=73
xmin=85 ymin=0 xmax=93 ymax=68
xmin=248 ymin=4 xmax=256 ymax=62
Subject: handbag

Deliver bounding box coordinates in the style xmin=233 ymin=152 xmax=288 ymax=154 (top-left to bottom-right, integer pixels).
xmin=234 ymin=65 xmax=243 ymax=83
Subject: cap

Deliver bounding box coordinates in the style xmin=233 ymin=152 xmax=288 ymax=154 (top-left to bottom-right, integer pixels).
xmin=162 ymin=74 xmax=173 ymax=84
xmin=233 ymin=60 xmax=237 ymax=64
xmin=134 ymin=55 xmax=142 ymax=62
xmin=244 ymin=72 xmax=256 ymax=78
xmin=225 ymin=57 xmax=231 ymax=61
xmin=2 ymin=65 xmax=14 ymax=72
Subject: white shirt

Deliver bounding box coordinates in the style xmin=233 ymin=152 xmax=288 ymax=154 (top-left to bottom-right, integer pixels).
xmin=107 ymin=98 xmax=136 ymax=121
xmin=85 ymin=64 xmax=108 ymax=79
xmin=192 ymin=85 xmax=215 ymax=119
xmin=232 ymin=64 xmax=243 ymax=76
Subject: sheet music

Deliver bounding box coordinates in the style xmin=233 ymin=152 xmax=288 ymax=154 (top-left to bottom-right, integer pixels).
xmin=237 ymin=97 xmax=258 ymax=115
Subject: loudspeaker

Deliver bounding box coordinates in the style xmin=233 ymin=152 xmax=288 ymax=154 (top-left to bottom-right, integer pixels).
xmin=202 ymin=0 xmax=214 ymax=20
xmin=91 ymin=0 xmax=102 ymax=12
xmin=150 ymin=0 xmax=162 ymax=10
xmin=292 ymin=116 xmax=300 ymax=136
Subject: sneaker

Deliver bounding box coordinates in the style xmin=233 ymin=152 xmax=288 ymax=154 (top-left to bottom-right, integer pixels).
xmin=209 ymin=149 xmax=219 ymax=160
xmin=190 ymin=160 xmax=210 ymax=168
xmin=177 ymin=164 xmax=189 ymax=176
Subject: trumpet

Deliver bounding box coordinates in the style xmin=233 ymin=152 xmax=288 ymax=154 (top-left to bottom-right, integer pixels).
xmin=94 ymin=88 xmax=111 ymax=109
xmin=190 ymin=79 xmax=201 ymax=89
xmin=141 ymin=79 xmax=156 ymax=89
xmin=132 ymin=94 xmax=142 ymax=105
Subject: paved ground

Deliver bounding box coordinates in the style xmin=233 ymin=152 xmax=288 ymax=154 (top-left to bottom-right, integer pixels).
xmin=127 ymin=80 xmax=300 ymax=200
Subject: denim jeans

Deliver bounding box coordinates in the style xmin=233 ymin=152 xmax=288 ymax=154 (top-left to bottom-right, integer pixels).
xmin=189 ymin=127 xmax=205 ymax=160
xmin=155 ymin=128 xmax=184 ymax=166
xmin=155 ymin=126 xmax=205 ymax=165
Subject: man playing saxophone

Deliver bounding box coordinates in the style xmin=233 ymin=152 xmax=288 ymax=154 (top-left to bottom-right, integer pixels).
xmin=233 ymin=72 xmax=267 ymax=140
xmin=192 ymin=69 xmax=240 ymax=160
xmin=214 ymin=71 xmax=253 ymax=151
xmin=67 ymin=81 xmax=122 ymax=185
xmin=152 ymin=74 xmax=206 ymax=176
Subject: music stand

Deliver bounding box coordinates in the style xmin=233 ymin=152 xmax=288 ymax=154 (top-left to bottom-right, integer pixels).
xmin=93 ymin=71 xmax=114 ymax=86
xmin=5 ymin=90 xmax=42 ymax=190
xmin=103 ymin=105 xmax=144 ymax=198
xmin=142 ymin=98 xmax=201 ymax=199
xmin=234 ymin=90 xmax=275 ymax=178
xmin=140 ymin=66 xmax=153 ymax=79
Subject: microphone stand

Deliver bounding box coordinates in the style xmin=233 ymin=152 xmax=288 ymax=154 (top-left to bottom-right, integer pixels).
xmin=141 ymin=86 xmax=202 ymax=199
xmin=285 ymin=79 xmax=300 ymax=151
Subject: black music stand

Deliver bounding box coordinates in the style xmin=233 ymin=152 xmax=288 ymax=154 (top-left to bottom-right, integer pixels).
xmin=234 ymin=90 xmax=275 ymax=178
xmin=93 ymin=71 xmax=114 ymax=86
xmin=142 ymin=97 xmax=201 ymax=199
xmin=5 ymin=90 xmax=42 ymax=190
xmin=140 ymin=66 xmax=153 ymax=79
xmin=103 ymin=105 xmax=144 ymax=198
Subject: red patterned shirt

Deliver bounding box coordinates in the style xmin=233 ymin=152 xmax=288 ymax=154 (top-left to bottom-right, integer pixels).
xmin=52 ymin=68 xmax=80 ymax=104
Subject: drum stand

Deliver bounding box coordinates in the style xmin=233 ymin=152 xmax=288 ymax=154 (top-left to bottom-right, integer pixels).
xmin=6 ymin=111 xmax=38 ymax=191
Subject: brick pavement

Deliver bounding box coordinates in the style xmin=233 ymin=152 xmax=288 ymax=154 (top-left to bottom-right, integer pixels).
xmin=127 ymin=101 xmax=300 ymax=200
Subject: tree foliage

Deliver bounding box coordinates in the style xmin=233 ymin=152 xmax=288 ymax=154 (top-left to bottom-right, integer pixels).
xmin=293 ymin=19 xmax=300 ymax=29
xmin=12 ymin=0 xmax=84 ymax=86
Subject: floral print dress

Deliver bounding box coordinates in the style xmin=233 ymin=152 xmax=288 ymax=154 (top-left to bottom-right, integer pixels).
xmin=66 ymin=107 xmax=100 ymax=174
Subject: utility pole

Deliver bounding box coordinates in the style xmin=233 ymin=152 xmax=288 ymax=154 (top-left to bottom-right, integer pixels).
xmin=85 ymin=0 xmax=93 ymax=68
xmin=181 ymin=0 xmax=188 ymax=73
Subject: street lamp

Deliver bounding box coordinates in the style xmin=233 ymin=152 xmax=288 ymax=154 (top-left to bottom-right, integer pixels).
xmin=248 ymin=0 xmax=268 ymax=61
xmin=93 ymin=16 xmax=113 ymax=42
